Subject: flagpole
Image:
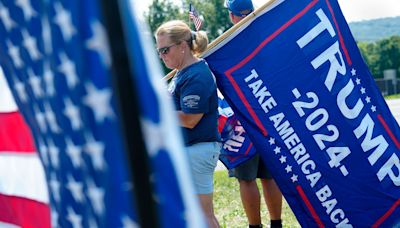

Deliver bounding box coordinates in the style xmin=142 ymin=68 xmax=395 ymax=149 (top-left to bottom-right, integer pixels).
xmin=100 ymin=0 xmax=159 ymax=227
xmin=188 ymin=2 xmax=192 ymax=30
xmin=163 ymin=0 xmax=277 ymax=81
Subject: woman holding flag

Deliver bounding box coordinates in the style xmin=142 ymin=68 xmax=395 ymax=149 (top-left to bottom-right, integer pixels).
xmin=155 ymin=20 xmax=221 ymax=228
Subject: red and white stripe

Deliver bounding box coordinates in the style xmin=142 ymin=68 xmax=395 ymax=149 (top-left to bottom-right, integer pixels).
xmin=189 ymin=4 xmax=203 ymax=31
xmin=0 ymin=71 xmax=51 ymax=228
xmin=190 ymin=15 xmax=202 ymax=31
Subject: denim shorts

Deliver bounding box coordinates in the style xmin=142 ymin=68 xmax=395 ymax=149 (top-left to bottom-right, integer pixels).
xmin=186 ymin=142 xmax=221 ymax=194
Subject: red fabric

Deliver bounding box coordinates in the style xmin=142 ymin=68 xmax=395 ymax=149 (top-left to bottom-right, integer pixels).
xmin=218 ymin=115 xmax=228 ymax=133
xmin=0 ymin=111 xmax=51 ymax=228
xmin=0 ymin=112 xmax=36 ymax=153
xmin=0 ymin=193 xmax=51 ymax=228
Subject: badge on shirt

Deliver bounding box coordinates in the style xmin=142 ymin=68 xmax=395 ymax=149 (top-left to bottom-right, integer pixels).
xmin=183 ymin=95 xmax=200 ymax=109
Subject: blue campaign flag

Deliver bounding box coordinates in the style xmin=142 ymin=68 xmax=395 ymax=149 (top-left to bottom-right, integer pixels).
xmin=218 ymin=91 xmax=257 ymax=169
xmin=0 ymin=0 xmax=204 ymax=227
xmin=204 ymin=0 xmax=400 ymax=226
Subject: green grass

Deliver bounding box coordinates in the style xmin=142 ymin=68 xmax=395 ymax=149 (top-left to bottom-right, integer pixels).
xmin=214 ymin=171 xmax=300 ymax=228
xmin=385 ymin=93 xmax=400 ymax=99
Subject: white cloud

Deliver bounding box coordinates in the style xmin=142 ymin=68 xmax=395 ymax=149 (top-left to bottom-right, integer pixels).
xmin=337 ymin=0 xmax=400 ymax=22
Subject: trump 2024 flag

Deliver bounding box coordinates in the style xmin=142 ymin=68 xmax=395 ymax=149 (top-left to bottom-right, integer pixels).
xmin=204 ymin=0 xmax=400 ymax=226
xmin=218 ymin=91 xmax=257 ymax=169
xmin=0 ymin=0 xmax=203 ymax=227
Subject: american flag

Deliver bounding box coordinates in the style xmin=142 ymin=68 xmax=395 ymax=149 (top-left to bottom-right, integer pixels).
xmin=189 ymin=3 xmax=203 ymax=31
xmin=0 ymin=0 xmax=205 ymax=227
xmin=0 ymin=0 xmax=137 ymax=227
xmin=0 ymin=71 xmax=50 ymax=227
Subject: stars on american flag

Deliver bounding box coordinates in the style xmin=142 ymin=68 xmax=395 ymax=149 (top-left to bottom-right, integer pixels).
xmin=189 ymin=3 xmax=203 ymax=31
xmin=65 ymin=137 xmax=83 ymax=166
xmin=33 ymin=104 xmax=47 ymax=132
xmin=21 ymin=29 xmax=42 ymax=60
xmin=53 ymin=1 xmax=76 ymax=42
xmin=47 ymin=137 xmax=60 ymax=169
xmin=37 ymin=138 xmax=49 ymax=166
xmin=141 ymin=118 xmax=166 ymax=157
xmin=83 ymin=82 xmax=115 ymax=123
xmin=83 ymin=131 xmax=107 ymax=171
xmin=16 ymin=0 xmax=37 ymax=21
xmin=7 ymin=40 xmax=23 ymax=68
xmin=63 ymin=97 xmax=82 ymax=130
xmin=49 ymin=173 xmax=61 ymax=203
xmin=43 ymin=61 xmax=55 ymax=96
xmin=87 ymin=178 xmax=105 ymax=216
xmin=66 ymin=174 xmax=85 ymax=203
xmin=86 ymin=20 xmax=112 ymax=68
xmin=13 ymin=76 xmax=28 ymax=102
xmin=51 ymin=209 xmax=59 ymax=227
xmin=43 ymin=102 xmax=62 ymax=133
xmin=65 ymin=137 xmax=83 ymax=168
xmin=0 ymin=2 xmax=16 ymax=31
xmin=27 ymin=68 xmax=43 ymax=98
xmin=57 ymin=52 xmax=79 ymax=89
xmin=67 ymin=207 xmax=82 ymax=228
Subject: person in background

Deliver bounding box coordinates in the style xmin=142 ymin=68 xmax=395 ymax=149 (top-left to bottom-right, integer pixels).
xmin=156 ymin=20 xmax=221 ymax=228
xmin=225 ymin=0 xmax=283 ymax=227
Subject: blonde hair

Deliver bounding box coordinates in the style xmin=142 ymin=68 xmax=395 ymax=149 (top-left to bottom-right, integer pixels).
xmin=156 ymin=20 xmax=208 ymax=55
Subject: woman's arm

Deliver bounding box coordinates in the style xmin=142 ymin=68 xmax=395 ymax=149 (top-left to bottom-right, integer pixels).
xmin=177 ymin=111 xmax=203 ymax=129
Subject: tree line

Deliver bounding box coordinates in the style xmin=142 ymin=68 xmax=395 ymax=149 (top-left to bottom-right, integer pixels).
xmin=145 ymin=0 xmax=400 ymax=79
xmin=358 ymin=36 xmax=400 ymax=79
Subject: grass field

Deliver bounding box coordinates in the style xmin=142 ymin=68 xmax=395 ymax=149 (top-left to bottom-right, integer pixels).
xmin=385 ymin=93 xmax=400 ymax=99
xmin=214 ymin=171 xmax=300 ymax=228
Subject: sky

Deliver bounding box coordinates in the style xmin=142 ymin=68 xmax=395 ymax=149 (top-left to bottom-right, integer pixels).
xmin=134 ymin=0 xmax=400 ymax=22
xmin=337 ymin=0 xmax=400 ymax=22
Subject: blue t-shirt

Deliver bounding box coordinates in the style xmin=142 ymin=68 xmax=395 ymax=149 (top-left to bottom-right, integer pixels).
xmin=170 ymin=59 xmax=220 ymax=146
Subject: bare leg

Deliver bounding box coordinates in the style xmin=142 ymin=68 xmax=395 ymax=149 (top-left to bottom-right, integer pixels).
xmin=238 ymin=179 xmax=262 ymax=225
xmin=260 ymin=178 xmax=282 ymax=220
xmin=198 ymin=193 xmax=219 ymax=228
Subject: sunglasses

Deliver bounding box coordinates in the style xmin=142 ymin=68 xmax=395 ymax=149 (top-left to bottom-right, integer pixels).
xmin=157 ymin=43 xmax=178 ymax=55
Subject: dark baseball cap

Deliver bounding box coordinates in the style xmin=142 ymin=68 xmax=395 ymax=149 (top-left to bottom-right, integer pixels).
xmin=225 ymin=0 xmax=254 ymax=17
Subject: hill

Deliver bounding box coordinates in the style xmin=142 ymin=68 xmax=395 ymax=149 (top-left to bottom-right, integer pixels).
xmin=348 ymin=16 xmax=400 ymax=42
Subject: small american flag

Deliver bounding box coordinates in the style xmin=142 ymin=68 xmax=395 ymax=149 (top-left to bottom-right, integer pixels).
xmin=189 ymin=3 xmax=203 ymax=31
